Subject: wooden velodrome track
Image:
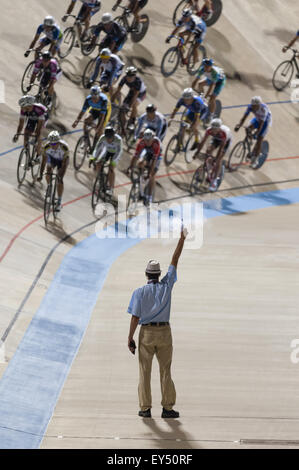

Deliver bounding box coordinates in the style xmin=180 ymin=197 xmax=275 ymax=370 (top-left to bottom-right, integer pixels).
xmin=0 ymin=0 xmax=298 ymax=449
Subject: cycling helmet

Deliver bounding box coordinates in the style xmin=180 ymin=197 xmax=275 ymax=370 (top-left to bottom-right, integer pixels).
xmin=251 ymin=96 xmax=262 ymax=105
xmin=146 ymin=104 xmax=157 ymax=113
xmin=210 ymin=118 xmax=222 ymax=129
xmin=90 ymin=85 xmax=101 ymax=96
xmin=100 ymin=48 xmax=111 ymax=59
xmin=48 ymin=130 xmax=60 ymax=143
xmin=126 ymin=66 xmax=137 ymax=76
xmin=143 ymin=128 xmax=155 ymax=140
xmin=182 ymin=88 xmax=194 ymax=99
xmin=44 ymin=16 xmax=55 ymax=27
xmin=203 ymin=58 xmax=214 ymax=67
xmin=102 ymin=12 xmax=113 ymax=24
xmin=42 ymin=51 xmax=52 ymax=60
xmin=18 ymin=95 xmax=36 ymax=107
xmin=182 ymin=8 xmax=192 ymax=18
xmin=104 ymin=126 xmax=115 ymax=138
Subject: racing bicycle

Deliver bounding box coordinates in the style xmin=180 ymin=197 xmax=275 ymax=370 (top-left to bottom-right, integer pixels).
xmin=73 ymin=121 xmax=99 ymax=170
xmin=44 ymin=170 xmax=60 ymax=225
xmin=272 ymin=48 xmax=299 ymax=91
xmin=127 ymin=161 xmax=153 ymax=212
xmin=172 ymin=0 xmax=223 ymax=27
xmin=227 ymin=126 xmax=269 ymax=171
xmin=161 ymin=35 xmax=206 ymax=77
xmin=190 ymin=151 xmax=225 ymax=195
xmin=59 ymin=14 xmax=97 ymax=58
xmin=109 ymin=103 xmax=137 ymax=150
xmin=16 ymin=134 xmax=41 ymax=185
xmin=91 ymin=155 xmax=113 ymax=210
xmin=113 ymin=4 xmax=150 ymax=43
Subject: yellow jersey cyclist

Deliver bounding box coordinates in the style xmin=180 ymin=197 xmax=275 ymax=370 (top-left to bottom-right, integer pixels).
xmin=91 ymin=126 xmax=123 ymax=196
xmin=62 ymin=0 xmax=102 ymax=39
xmin=72 ymin=85 xmax=109 ymax=150
xmin=192 ymin=58 xmax=225 ymax=121
xmin=282 ymin=29 xmax=299 ymax=52
xmin=13 ymin=95 xmax=49 ymax=162
xmin=166 ymin=8 xmax=206 ymax=66
xmin=25 ymin=16 xmax=63 ymax=60
xmin=169 ymin=87 xmax=209 ymax=150
xmin=235 ymin=96 xmax=272 ymax=167
xmin=39 ymin=131 xmax=70 ymax=211
xmin=86 ymin=47 xmax=124 ymax=94
xmin=194 ymin=118 xmax=232 ymax=191
xmin=111 ymin=66 xmax=147 ymax=130
xmin=112 ymin=0 xmax=148 ymax=24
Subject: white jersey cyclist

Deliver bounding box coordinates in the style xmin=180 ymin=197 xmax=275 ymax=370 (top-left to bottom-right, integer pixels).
xmin=135 ymin=105 xmax=167 ymax=142
xmin=93 ymin=132 xmax=123 ymax=165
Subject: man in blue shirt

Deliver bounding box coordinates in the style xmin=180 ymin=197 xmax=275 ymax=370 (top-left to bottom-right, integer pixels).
xmin=127 ymin=227 xmax=188 ymax=418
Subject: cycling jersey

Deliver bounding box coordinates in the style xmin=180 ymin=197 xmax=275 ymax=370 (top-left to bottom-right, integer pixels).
xmin=37 ymin=24 xmax=63 ymax=41
xmin=176 ymin=14 xmax=206 ymax=36
xmin=43 ymin=140 xmax=69 ymax=161
xmin=33 ymin=58 xmax=61 ymax=80
xmin=20 ymin=103 xmax=48 ymax=121
xmin=119 ymin=75 xmax=146 ymax=94
xmin=82 ymin=93 xmax=108 ymax=113
xmin=91 ymin=54 xmax=124 ymax=85
xmin=196 ymin=64 xmax=225 ymax=83
xmin=93 ymin=133 xmax=123 ymax=163
xmin=94 ymin=21 xmax=127 ymax=42
xmin=176 ymin=95 xmax=208 ymax=117
xmin=72 ymin=0 xmax=101 ymax=6
xmin=206 ymin=125 xmax=232 ymax=143
xmin=135 ymin=111 xmax=167 ymax=140
xmin=135 ymin=137 xmax=161 ymax=161
xmin=244 ymin=103 xmax=272 ymax=124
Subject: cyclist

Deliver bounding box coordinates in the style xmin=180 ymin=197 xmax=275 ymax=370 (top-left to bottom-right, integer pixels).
xmin=112 ymin=0 xmax=148 ymax=24
xmin=189 ymin=0 xmax=213 ymax=22
xmin=91 ymin=126 xmax=123 ymax=196
xmin=89 ymin=12 xmax=127 ymax=53
xmin=192 ymin=58 xmax=225 ymax=121
xmin=25 ymin=16 xmax=63 ymax=60
xmin=39 ymin=131 xmax=70 ymax=211
xmin=111 ymin=66 xmax=147 ymax=129
xmin=282 ymin=30 xmax=299 ymax=52
xmin=72 ymin=85 xmax=108 ymax=150
xmin=62 ymin=1 xmax=101 ymax=39
xmin=134 ymin=104 xmax=168 ymax=142
xmin=234 ymin=96 xmax=272 ymax=167
xmin=194 ymin=118 xmax=232 ymax=191
xmin=86 ymin=47 xmax=124 ymax=93
xmin=127 ymin=128 xmax=161 ymax=206
xmin=166 ymin=8 xmax=206 ymax=66
xmin=26 ymin=51 xmax=62 ymax=104
xmin=169 ymin=87 xmax=209 ymax=150
xmin=13 ymin=95 xmax=48 ymax=161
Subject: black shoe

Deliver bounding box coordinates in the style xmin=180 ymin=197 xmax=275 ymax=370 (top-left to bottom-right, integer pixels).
xmin=161 ymin=408 xmax=179 ymax=419
xmin=138 ymin=409 xmax=151 ymax=418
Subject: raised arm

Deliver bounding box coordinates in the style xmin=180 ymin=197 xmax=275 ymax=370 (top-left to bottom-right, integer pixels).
xmin=171 ymin=227 xmax=187 ymax=269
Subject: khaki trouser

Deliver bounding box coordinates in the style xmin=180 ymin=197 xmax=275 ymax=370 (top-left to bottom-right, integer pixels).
xmin=138 ymin=324 xmax=176 ymax=411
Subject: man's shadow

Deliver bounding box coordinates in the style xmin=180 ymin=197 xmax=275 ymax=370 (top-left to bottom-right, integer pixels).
xmin=141 ymin=417 xmax=199 ymax=449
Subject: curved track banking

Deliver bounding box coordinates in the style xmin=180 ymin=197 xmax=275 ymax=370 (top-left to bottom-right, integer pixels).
xmin=0 ymin=0 xmax=298 ymax=450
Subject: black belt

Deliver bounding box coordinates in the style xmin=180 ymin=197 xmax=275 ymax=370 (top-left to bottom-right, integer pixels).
xmin=142 ymin=322 xmax=169 ymax=326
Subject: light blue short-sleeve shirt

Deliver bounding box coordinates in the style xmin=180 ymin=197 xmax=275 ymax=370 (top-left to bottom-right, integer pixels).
xmin=127 ymin=265 xmax=177 ymax=324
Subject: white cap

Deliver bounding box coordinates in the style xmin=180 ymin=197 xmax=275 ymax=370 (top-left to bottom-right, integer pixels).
xmin=145 ymin=260 xmax=161 ymax=274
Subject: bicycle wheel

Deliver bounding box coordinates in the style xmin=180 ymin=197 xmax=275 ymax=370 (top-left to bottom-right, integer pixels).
xmin=172 ymin=0 xmax=190 ymax=26
xmin=81 ymin=26 xmax=97 ymax=56
xmin=187 ymin=44 xmax=206 ymax=76
xmin=227 ymin=141 xmax=246 ymax=171
xmin=17 ymin=147 xmax=29 ymax=185
xmin=127 ymin=181 xmax=140 ymax=212
xmin=190 ymin=165 xmax=206 ymax=195
xmin=131 ymin=14 xmax=150 ymax=43
xmin=161 ymin=47 xmax=180 ymax=77
xmin=214 ymin=99 xmax=222 ymax=118
xmin=74 ymin=135 xmax=88 ymax=171
xmin=272 ymin=60 xmax=294 ymax=91
xmin=52 ymin=177 xmax=58 ymax=220
xmin=59 ymin=27 xmax=75 ymax=59
xmin=21 ymin=61 xmax=35 ymax=94
xmin=44 ymin=183 xmax=52 ymax=225
xmin=30 ymin=147 xmax=41 ymax=182
xmin=82 ymin=58 xmax=97 ymax=88
xmin=92 ymin=173 xmax=107 ymax=210
xmin=164 ymin=134 xmax=180 ymax=166
xmin=206 ymin=0 xmax=223 ymax=27
xmin=185 ymin=131 xmax=202 ymax=164
xmin=252 ymin=141 xmax=269 ymax=170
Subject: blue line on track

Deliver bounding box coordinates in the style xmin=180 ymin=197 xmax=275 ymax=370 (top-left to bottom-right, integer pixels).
xmin=0 ymin=187 xmax=298 ymax=448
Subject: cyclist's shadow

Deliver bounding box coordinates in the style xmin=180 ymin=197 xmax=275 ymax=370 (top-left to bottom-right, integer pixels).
xmin=141 ymin=418 xmax=196 ymax=449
